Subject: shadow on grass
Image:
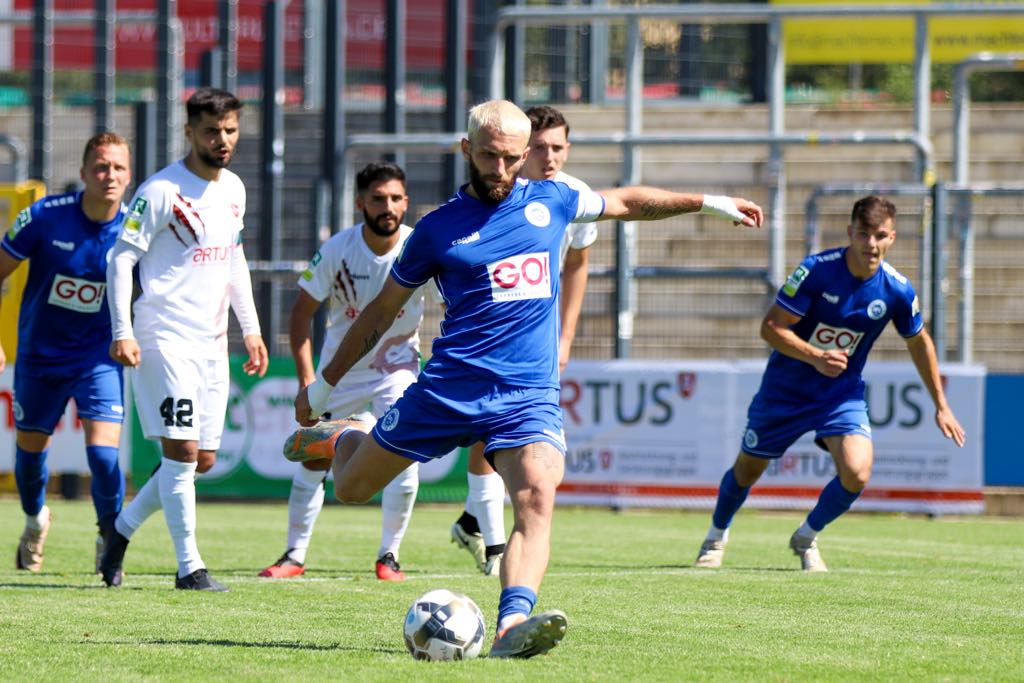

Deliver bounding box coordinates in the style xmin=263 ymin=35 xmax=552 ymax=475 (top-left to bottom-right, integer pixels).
xmin=91 ymin=637 xmax=404 ymax=654
xmin=0 ymin=582 xmax=127 ymax=590
xmin=555 ymin=562 xmax=800 ymax=572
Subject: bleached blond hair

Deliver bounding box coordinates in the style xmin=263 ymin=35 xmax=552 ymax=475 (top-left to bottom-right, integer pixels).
xmin=467 ymin=100 xmax=532 ymax=143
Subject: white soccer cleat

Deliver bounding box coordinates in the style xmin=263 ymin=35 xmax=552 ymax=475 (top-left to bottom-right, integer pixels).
xmin=16 ymin=507 xmax=51 ymax=573
xmin=450 ymin=521 xmax=487 ymax=573
xmin=789 ymin=532 xmax=828 ymax=572
xmin=483 ymin=552 xmax=502 ymax=577
xmin=695 ymin=538 xmax=727 ymax=568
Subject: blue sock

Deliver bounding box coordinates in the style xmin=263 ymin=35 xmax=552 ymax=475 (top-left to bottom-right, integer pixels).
xmin=15 ymin=446 xmax=48 ymax=516
xmin=87 ymin=445 xmax=125 ymax=525
xmin=806 ymin=476 xmax=861 ymax=532
xmin=497 ymin=586 xmax=537 ymax=627
xmin=711 ymin=468 xmax=750 ymax=530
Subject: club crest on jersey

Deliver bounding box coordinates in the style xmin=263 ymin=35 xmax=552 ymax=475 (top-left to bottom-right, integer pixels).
xmin=809 ymin=322 xmax=863 ymax=355
xmin=867 ymin=299 xmax=887 ymax=320
xmin=487 ymin=252 xmax=551 ymax=301
xmin=48 ymin=275 xmax=106 ymax=313
xmin=783 ymin=265 xmax=809 ymax=296
xmin=380 ymin=407 xmax=399 ymax=432
xmin=524 ymin=202 xmax=551 ymax=227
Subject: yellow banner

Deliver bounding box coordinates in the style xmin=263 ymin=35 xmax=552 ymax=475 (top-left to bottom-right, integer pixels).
xmin=775 ymin=0 xmax=1024 ymax=64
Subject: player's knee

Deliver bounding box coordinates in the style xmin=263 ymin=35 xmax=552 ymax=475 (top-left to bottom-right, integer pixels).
xmin=333 ymin=478 xmax=373 ymax=504
xmin=196 ymin=451 xmax=217 ymax=473
xmin=841 ymin=467 xmax=871 ymax=492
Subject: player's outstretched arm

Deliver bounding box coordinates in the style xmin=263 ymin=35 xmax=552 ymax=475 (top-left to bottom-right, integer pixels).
xmin=597 ymin=187 xmax=763 ymax=227
xmin=905 ymin=329 xmax=966 ymax=447
xmin=295 ymin=275 xmax=415 ymax=425
xmin=761 ymin=304 xmax=848 ymax=378
xmin=106 ymin=241 xmax=143 ymax=368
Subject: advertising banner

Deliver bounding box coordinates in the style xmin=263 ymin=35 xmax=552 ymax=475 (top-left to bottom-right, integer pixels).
xmin=558 ymin=359 xmax=986 ymax=514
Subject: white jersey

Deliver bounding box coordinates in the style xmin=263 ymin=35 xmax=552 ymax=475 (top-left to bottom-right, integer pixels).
xmin=119 ymin=160 xmax=247 ymax=358
xmin=555 ymin=170 xmax=599 ymax=265
xmin=299 ymin=223 xmax=425 ymax=380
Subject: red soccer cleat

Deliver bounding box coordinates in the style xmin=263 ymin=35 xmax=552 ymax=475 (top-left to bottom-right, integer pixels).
xmin=259 ymin=551 xmax=306 ymax=578
xmin=375 ymin=552 xmax=406 ymax=582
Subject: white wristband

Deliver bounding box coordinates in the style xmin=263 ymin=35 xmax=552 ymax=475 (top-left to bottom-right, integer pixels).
xmin=699 ymin=194 xmax=746 ymax=223
xmin=305 ymin=372 xmax=335 ymax=421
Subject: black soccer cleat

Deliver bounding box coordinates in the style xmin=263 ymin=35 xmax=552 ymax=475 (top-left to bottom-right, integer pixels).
xmin=99 ymin=529 xmax=130 ymax=587
xmin=175 ymin=568 xmax=229 ymax=592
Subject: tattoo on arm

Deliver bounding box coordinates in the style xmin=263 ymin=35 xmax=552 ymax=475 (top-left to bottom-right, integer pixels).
xmin=358 ymin=329 xmax=382 ymax=358
xmin=635 ymin=199 xmax=676 ymax=220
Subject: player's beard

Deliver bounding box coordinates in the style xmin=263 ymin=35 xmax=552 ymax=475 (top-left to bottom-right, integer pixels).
xmin=197 ymin=146 xmax=232 ymax=169
xmin=363 ymin=209 xmax=403 ymax=237
xmin=468 ymin=157 xmax=515 ymax=204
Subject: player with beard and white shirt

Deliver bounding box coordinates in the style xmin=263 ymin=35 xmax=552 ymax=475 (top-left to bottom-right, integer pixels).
xmin=259 ymin=162 xmax=430 ymax=582
xmin=450 ymin=105 xmax=597 ymax=577
xmin=100 ymin=88 xmax=268 ymax=592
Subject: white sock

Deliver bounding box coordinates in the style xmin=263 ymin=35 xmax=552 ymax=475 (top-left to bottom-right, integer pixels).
xmin=378 ymin=463 xmax=418 ymax=560
xmin=795 ymin=519 xmax=817 ymax=541
xmin=25 ymin=505 xmax=50 ymax=531
xmin=157 ymin=457 xmax=203 ymax=578
xmin=469 ymin=472 xmax=507 ymax=547
xmin=285 ymin=466 xmax=327 ymax=565
xmin=115 ymin=473 xmax=163 ymax=539
xmin=705 ymin=525 xmax=729 ymax=543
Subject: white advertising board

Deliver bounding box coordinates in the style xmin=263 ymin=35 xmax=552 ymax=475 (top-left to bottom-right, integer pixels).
xmin=558 ymin=360 xmax=985 ymax=514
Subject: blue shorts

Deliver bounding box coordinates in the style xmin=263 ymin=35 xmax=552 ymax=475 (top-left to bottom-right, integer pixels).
xmin=13 ymin=362 xmax=124 ymax=434
xmin=371 ymin=374 xmax=565 ymax=463
xmin=740 ymin=393 xmax=871 ymax=459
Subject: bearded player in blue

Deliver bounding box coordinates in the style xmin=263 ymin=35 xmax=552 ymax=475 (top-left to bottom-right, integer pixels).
xmin=696 ymin=196 xmax=966 ymax=572
xmin=288 ymin=99 xmax=763 ymax=657
xmin=0 ymin=133 xmax=131 ymax=573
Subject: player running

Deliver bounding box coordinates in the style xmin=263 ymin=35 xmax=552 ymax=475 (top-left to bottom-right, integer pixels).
xmin=259 ymin=162 xmax=429 ymax=582
xmin=288 ymin=100 xmax=762 ymax=657
xmin=695 ymin=195 xmax=966 ymax=572
xmin=2 ymin=132 xmax=131 ymax=573
xmin=450 ymin=105 xmax=596 ymax=577
xmin=100 ymin=88 xmax=268 ymax=591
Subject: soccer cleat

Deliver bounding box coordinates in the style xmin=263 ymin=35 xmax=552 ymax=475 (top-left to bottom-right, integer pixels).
xmin=450 ymin=520 xmax=487 ymax=573
xmin=258 ymin=551 xmax=306 ymax=578
xmin=175 ymin=568 xmax=230 ymax=592
xmin=789 ymin=531 xmax=828 ymax=572
xmin=99 ymin=529 xmax=130 ymax=587
xmin=483 ymin=552 xmax=502 ymax=577
xmin=94 ymin=533 xmax=104 ymax=575
xmin=15 ymin=507 xmax=51 ymax=572
xmin=695 ymin=538 xmax=727 ymax=568
xmin=375 ymin=552 xmax=406 ymax=582
xmin=282 ymin=421 xmax=348 ymax=463
xmin=489 ymin=610 xmax=568 ymax=659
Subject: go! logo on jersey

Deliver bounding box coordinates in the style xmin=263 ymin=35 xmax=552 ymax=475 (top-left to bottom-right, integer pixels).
xmin=808 ymin=322 xmax=863 ymax=355
xmin=47 ymin=275 xmax=106 ymax=313
xmin=487 ymin=251 xmax=551 ymax=301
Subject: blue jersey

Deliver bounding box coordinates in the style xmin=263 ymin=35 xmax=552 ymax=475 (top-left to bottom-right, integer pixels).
xmin=2 ymin=191 xmax=126 ymax=369
xmin=391 ymin=178 xmax=604 ymax=389
xmin=759 ymin=247 xmax=923 ymax=404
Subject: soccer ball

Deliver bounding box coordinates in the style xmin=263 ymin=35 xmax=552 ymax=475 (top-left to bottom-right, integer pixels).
xmin=403 ymin=589 xmax=486 ymax=661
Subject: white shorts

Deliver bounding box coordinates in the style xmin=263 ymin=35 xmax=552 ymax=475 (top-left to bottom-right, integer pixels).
xmin=132 ymin=350 xmax=230 ymax=450
xmin=323 ymin=368 xmax=417 ymax=422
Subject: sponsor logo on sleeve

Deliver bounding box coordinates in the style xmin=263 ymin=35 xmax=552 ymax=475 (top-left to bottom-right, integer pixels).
xmin=782 ymin=265 xmax=809 ymax=297
xmin=47 ymin=275 xmax=106 ymax=313
xmin=487 ymin=251 xmax=551 ymax=301
xmin=380 ymin=407 xmax=399 ymax=431
xmin=130 ymin=197 xmax=148 ymax=215
xmin=122 ymin=217 xmax=141 ymax=234
xmin=911 ymin=295 xmax=920 ymax=316
xmin=743 ymin=428 xmax=759 ymax=450
xmin=867 ymin=299 xmax=887 ymax=320
xmin=808 ymin=322 xmax=864 ymax=356
xmin=7 ymin=208 xmax=31 ymax=239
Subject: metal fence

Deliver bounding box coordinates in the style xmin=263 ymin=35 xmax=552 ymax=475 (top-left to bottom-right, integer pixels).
xmin=2 ymin=2 xmax=1024 ymax=372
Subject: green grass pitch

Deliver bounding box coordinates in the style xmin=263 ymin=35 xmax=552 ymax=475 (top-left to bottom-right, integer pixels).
xmin=1 ymin=499 xmax=1022 ymax=681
